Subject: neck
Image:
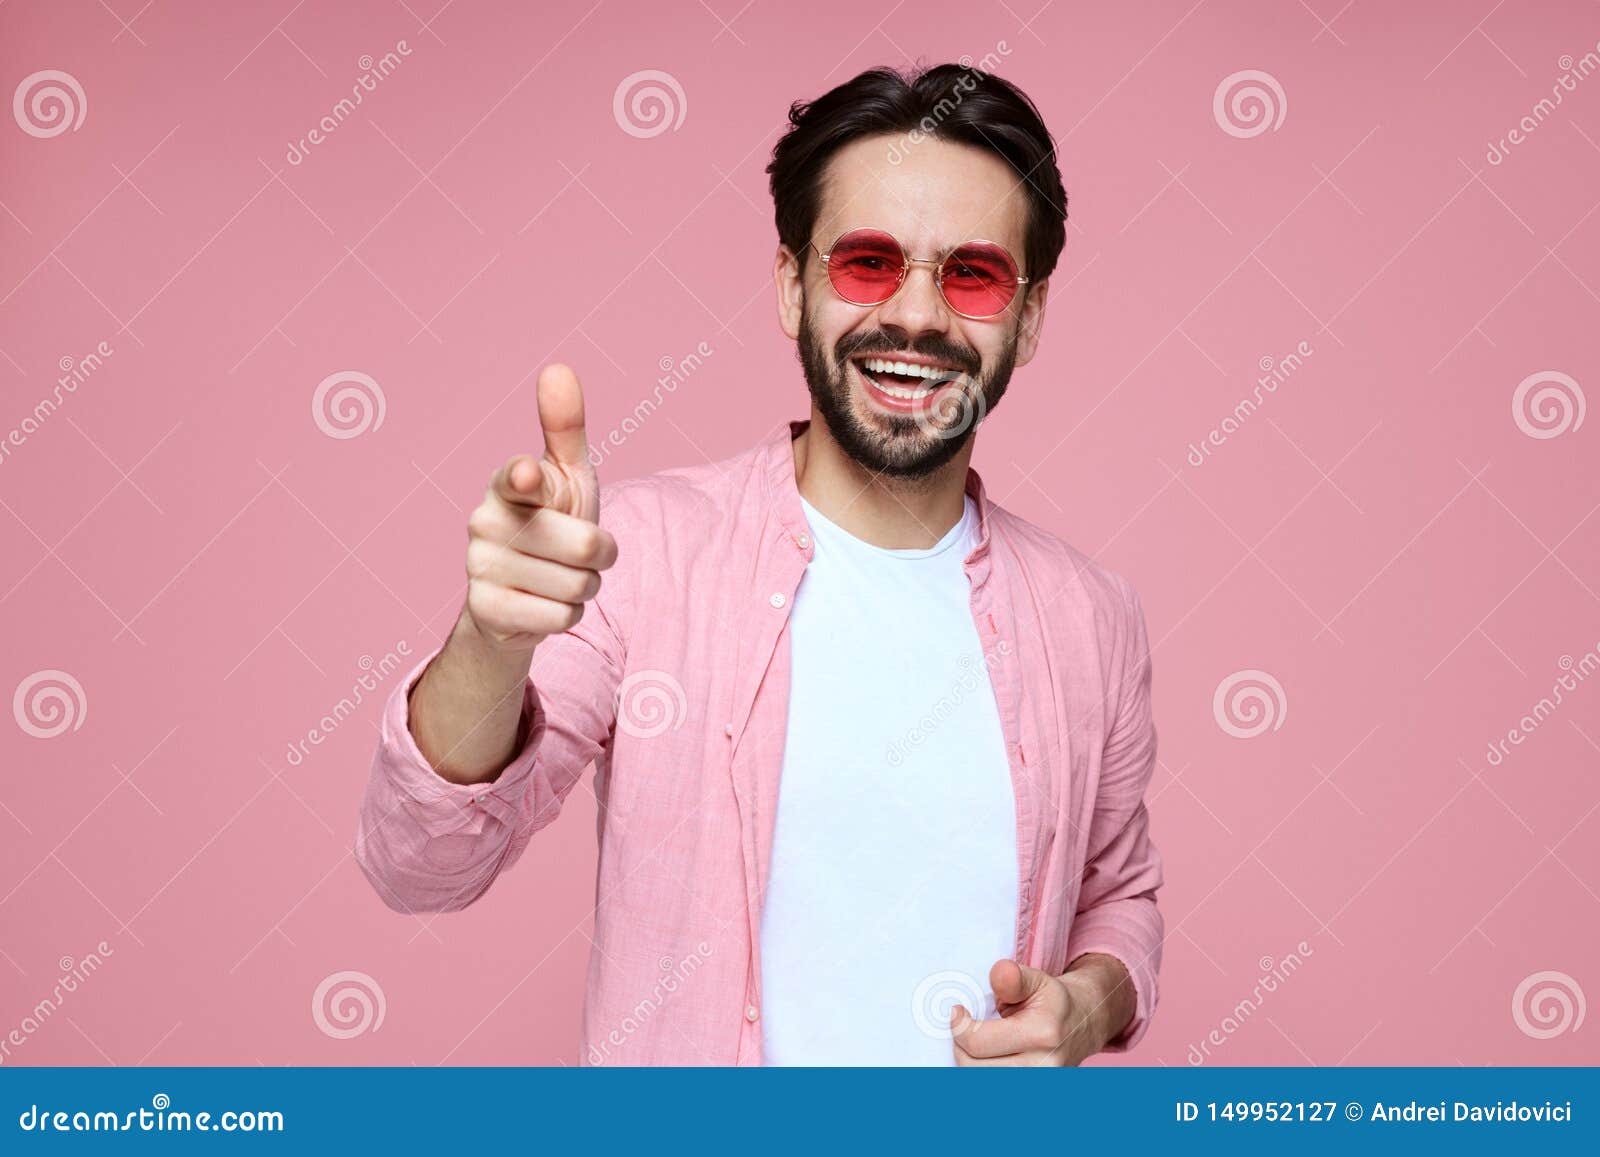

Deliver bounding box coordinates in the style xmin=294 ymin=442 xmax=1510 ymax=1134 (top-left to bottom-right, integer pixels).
xmin=792 ymin=406 xmax=974 ymax=549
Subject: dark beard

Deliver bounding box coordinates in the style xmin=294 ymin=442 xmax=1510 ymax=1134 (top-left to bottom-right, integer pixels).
xmin=796 ymin=305 xmax=1017 ymax=478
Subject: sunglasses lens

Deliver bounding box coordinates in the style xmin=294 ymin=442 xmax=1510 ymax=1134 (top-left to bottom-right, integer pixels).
xmin=940 ymin=243 xmax=1022 ymax=317
xmin=825 ymin=229 xmax=905 ymax=305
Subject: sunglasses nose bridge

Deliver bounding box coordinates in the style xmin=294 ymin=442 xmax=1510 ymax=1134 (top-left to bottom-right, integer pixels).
xmin=877 ymin=256 xmax=953 ymax=325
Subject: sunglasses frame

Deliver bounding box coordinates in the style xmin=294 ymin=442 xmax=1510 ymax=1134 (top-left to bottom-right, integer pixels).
xmin=809 ymin=227 xmax=1030 ymax=321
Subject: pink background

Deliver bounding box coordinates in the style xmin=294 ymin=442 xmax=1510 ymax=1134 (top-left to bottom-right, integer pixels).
xmin=2 ymin=0 xmax=1596 ymax=1066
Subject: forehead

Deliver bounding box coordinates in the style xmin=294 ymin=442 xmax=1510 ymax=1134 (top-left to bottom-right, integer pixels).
xmin=814 ymin=133 xmax=1029 ymax=255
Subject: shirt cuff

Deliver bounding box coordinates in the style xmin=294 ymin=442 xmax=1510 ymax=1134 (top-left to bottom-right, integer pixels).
xmin=374 ymin=650 xmax=546 ymax=838
xmin=1066 ymin=904 xmax=1160 ymax=1052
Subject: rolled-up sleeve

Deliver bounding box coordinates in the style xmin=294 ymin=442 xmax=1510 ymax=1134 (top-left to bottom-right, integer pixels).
xmin=353 ymin=653 xmax=548 ymax=914
xmin=1067 ymin=577 xmax=1164 ymax=1051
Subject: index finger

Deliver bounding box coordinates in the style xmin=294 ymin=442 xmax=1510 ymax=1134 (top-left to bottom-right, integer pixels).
xmin=491 ymin=454 xmax=558 ymax=508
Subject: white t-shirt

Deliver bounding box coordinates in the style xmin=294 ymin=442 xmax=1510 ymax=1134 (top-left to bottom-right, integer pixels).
xmin=759 ymin=493 xmax=1019 ymax=1066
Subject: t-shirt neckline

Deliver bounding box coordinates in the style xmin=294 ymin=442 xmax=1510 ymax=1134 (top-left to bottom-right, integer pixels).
xmin=798 ymin=493 xmax=976 ymax=561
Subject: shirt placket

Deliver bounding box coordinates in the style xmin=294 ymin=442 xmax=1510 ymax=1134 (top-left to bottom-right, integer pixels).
xmin=965 ymin=556 xmax=1039 ymax=965
xmin=726 ymin=520 xmax=812 ymax=1064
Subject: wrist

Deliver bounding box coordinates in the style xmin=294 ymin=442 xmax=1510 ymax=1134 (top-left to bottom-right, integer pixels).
xmin=453 ymin=606 xmax=541 ymax=675
xmin=1061 ymin=953 xmax=1135 ymax=1052
xmin=407 ymin=609 xmax=537 ymax=783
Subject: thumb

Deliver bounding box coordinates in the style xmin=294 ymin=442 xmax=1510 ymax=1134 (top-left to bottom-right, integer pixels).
xmin=990 ymin=959 xmax=1051 ymax=1009
xmin=536 ymin=363 xmax=591 ymax=473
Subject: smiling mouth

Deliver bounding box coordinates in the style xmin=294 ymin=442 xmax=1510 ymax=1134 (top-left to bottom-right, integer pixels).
xmin=850 ymin=355 xmax=968 ymax=404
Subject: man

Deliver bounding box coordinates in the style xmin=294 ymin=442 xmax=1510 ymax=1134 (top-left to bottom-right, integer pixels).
xmin=355 ymin=63 xmax=1163 ymax=1066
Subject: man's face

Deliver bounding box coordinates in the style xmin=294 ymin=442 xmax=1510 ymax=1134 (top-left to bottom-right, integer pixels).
xmin=777 ymin=134 xmax=1048 ymax=478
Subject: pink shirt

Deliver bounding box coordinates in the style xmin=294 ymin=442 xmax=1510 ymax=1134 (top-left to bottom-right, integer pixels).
xmin=354 ymin=421 xmax=1164 ymax=1065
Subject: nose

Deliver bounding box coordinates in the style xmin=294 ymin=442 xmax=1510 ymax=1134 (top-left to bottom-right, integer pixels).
xmin=873 ymin=259 xmax=951 ymax=336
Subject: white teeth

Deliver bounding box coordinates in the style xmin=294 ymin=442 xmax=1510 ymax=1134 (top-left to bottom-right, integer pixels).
xmin=858 ymin=357 xmax=962 ymax=385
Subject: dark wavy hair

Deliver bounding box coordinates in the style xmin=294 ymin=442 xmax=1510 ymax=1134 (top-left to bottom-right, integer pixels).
xmin=765 ymin=62 xmax=1068 ymax=285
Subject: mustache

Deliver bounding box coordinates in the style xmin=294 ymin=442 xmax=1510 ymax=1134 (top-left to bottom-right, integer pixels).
xmin=833 ymin=329 xmax=982 ymax=377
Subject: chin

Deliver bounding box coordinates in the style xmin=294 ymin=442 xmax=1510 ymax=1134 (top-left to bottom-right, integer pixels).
xmin=834 ymin=391 xmax=972 ymax=478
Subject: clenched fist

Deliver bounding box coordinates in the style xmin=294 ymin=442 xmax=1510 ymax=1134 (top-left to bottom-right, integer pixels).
xmin=464 ymin=364 xmax=618 ymax=652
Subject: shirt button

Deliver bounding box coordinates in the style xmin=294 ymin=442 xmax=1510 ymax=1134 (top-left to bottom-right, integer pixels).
xmin=769 ymin=592 xmax=786 ymax=609
xmin=724 ymin=723 xmax=734 ymax=737
xmin=795 ymin=533 xmax=810 ymax=550
xmin=745 ymin=1004 xmax=760 ymax=1022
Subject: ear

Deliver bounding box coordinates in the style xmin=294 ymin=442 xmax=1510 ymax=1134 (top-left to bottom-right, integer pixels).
xmin=1012 ymin=275 xmax=1049 ymax=368
xmin=774 ymin=243 xmax=805 ymax=341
